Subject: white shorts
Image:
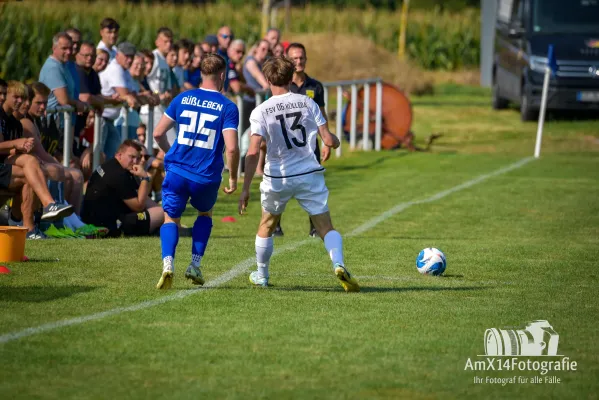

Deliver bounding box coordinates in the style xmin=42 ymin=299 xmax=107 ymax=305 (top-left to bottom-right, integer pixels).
xmin=260 ymin=172 xmax=329 ymax=216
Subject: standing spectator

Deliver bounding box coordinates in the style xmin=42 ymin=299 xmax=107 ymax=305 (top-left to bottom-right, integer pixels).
xmin=184 ymin=43 xmax=204 ymax=89
xmin=166 ymin=48 xmax=181 ymax=95
xmin=82 ymin=139 xmax=164 ymax=237
xmin=173 ymin=39 xmax=193 ymax=91
xmin=217 ymin=26 xmax=233 ymax=91
xmin=203 ymin=35 xmax=219 ymax=54
xmin=243 ymin=40 xmax=270 ymax=93
xmin=141 ymin=27 xmax=174 ymax=149
xmin=99 ymin=42 xmax=140 ymax=159
xmin=140 ymin=49 xmax=155 ymax=88
xmin=264 ymin=28 xmax=281 ymax=53
xmin=226 ymin=39 xmax=253 ymax=96
xmin=97 ymin=18 xmax=120 ymax=61
xmin=66 ymin=28 xmax=82 ymax=57
xmin=39 ymin=32 xmax=88 ymax=133
xmin=93 ymin=48 xmax=110 ymax=74
xmin=76 ymin=41 xmax=106 ymax=111
xmin=272 ymin=42 xmax=285 ymax=57
xmin=21 ymin=82 xmax=86 ymax=219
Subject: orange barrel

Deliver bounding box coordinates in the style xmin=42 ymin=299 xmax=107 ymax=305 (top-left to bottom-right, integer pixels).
xmin=0 ymin=226 xmax=28 ymax=262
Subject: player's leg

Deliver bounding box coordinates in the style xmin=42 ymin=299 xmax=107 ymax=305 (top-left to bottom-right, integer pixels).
xmin=156 ymin=172 xmax=188 ymax=289
xmin=250 ymin=210 xmax=281 ymax=287
xmin=185 ymin=181 xmax=221 ymax=286
xmin=249 ymin=177 xmax=290 ymax=286
xmin=308 ymin=140 xmax=322 ymax=237
xmin=297 ymin=173 xmax=359 ymax=292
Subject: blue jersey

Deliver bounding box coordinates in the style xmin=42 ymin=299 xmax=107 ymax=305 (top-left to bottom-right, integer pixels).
xmin=164 ymin=88 xmax=239 ymax=184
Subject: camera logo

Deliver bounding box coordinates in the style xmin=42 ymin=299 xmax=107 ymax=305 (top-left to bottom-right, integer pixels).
xmin=484 ymin=320 xmax=560 ymax=356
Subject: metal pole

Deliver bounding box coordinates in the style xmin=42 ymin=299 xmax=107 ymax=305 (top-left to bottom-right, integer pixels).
xmin=362 ymin=84 xmax=370 ymax=151
xmin=255 ymin=93 xmax=263 ymax=107
xmin=335 ymin=85 xmax=343 ymax=157
xmin=121 ymin=106 xmax=129 ymax=143
xmin=323 ymin=86 xmax=329 ymax=151
xmin=237 ymin=95 xmax=244 ymax=177
xmin=93 ymin=111 xmax=102 ymax=170
xmin=534 ymin=68 xmax=551 ymax=158
xmin=63 ymin=111 xmax=72 ymax=167
xmin=146 ymin=106 xmax=154 ymax=152
xmin=375 ymin=81 xmax=383 ymax=151
xmin=350 ymin=84 xmax=357 ymax=150
xmin=480 ymin=0 xmax=498 ymax=87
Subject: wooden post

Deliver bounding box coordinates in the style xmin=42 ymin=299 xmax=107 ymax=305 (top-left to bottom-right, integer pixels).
xmin=262 ymin=0 xmax=272 ymax=38
xmin=284 ymin=0 xmax=291 ymax=32
xmin=398 ymin=0 xmax=410 ymax=60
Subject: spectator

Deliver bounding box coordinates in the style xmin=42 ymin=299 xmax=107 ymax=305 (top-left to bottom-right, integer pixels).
xmin=76 ymin=111 xmax=103 ymax=182
xmin=138 ymin=143 xmax=164 ymax=203
xmin=226 ymin=39 xmax=253 ymax=96
xmin=93 ymin=48 xmax=110 ymax=74
xmin=217 ymin=26 xmax=233 ymax=92
xmin=97 ymin=17 xmax=120 ymax=61
xmin=0 ymin=80 xmax=74 ymax=236
xmin=203 ymin=35 xmax=219 ymax=54
xmin=243 ymin=39 xmax=270 ymax=93
xmin=141 ymin=27 xmax=175 ymax=150
xmin=66 ymin=28 xmax=82 ymax=57
xmin=165 ymin=48 xmax=181 ymax=95
xmin=21 ymin=82 xmax=86 ymax=218
xmin=184 ymin=43 xmax=204 ymax=89
xmin=99 ymin=41 xmax=141 ymax=159
xmin=140 ymin=49 xmax=155 ymax=89
xmin=130 ymin=53 xmax=158 ymax=104
xmin=173 ymin=39 xmax=193 ymax=91
xmin=136 ymin=123 xmax=147 ymax=144
xmin=273 ymin=42 xmax=285 ymax=57
xmin=76 ymin=41 xmax=106 ymax=111
xmin=39 ymin=32 xmax=87 ymax=135
xmin=82 ymin=139 xmax=164 ymax=237
xmin=264 ymin=27 xmax=281 ymax=52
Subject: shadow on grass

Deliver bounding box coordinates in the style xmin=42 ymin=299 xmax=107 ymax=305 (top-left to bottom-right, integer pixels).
xmin=413 ymin=101 xmax=491 ymax=108
xmin=262 ymin=285 xmax=488 ymax=293
xmin=0 ymin=285 xmax=98 ymax=303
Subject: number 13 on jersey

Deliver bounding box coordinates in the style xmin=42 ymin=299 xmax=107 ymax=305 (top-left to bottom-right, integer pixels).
xmin=177 ymin=110 xmax=218 ymax=149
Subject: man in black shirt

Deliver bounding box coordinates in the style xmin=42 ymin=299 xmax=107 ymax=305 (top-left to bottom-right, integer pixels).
xmin=278 ymin=42 xmax=332 ymax=237
xmin=82 ymin=140 xmax=164 ymax=237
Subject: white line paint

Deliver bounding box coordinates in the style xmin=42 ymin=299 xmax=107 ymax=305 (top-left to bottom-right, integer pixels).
xmin=0 ymin=157 xmax=533 ymax=344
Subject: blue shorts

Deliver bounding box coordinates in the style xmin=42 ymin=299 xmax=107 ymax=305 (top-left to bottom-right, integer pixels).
xmin=162 ymin=171 xmax=220 ymax=218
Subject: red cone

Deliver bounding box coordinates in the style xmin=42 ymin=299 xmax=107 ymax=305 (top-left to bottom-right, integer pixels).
xmin=221 ymin=216 xmax=237 ymax=223
xmin=0 ymin=266 xmax=11 ymax=274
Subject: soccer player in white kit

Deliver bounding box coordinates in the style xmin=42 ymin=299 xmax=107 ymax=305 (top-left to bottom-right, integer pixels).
xmin=238 ymin=57 xmax=359 ymax=292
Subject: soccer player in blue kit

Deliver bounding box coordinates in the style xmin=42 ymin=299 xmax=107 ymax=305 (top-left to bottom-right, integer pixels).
xmin=152 ymin=54 xmax=240 ymax=289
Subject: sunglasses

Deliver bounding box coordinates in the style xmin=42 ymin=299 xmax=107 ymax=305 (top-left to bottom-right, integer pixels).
xmin=220 ymin=34 xmax=231 ymax=39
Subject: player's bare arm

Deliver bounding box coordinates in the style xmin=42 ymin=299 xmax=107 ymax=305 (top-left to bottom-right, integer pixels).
xmin=317 ymin=124 xmax=340 ymax=149
xmin=153 ymin=114 xmax=175 ymax=153
xmin=222 ymin=128 xmax=239 ymax=194
xmin=319 ymin=107 xmax=332 ymax=162
xmin=239 ymin=133 xmax=262 ymax=215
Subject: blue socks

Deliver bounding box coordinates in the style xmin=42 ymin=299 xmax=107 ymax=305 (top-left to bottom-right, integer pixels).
xmin=160 ymin=222 xmax=179 ymax=262
xmin=192 ymin=216 xmax=213 ymax=267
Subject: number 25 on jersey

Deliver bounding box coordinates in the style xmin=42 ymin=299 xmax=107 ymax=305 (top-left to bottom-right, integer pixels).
xmin=177 ymin=110 xmax=218 ymax=149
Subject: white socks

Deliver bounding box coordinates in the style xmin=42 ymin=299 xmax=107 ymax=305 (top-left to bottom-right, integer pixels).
xmin=324 ymin=230 xmax=345 ymax=267
xmin=255 ymin=235 xmax=273 ymax=278
xmin=163 ymin=256 xmax=174 ymax=272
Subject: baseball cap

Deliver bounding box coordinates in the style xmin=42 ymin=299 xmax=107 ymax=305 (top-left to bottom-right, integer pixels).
xmin=117 ymin=41 xmax=136 ymax=57
xmin=204 ymin=35 xmax=219 ymax=47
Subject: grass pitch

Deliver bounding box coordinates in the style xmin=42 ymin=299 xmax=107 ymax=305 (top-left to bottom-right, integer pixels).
xmin=1 ymin=86 xmax=598 ymax=399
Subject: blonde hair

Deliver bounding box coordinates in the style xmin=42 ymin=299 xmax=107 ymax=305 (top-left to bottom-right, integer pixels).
xmin=7 ymin=81 xmax=27 ymax=97
xmin=200 ymin=53 xmax=227 ymax=78
xmin=262 ymin=57 xmax=294 ymax=86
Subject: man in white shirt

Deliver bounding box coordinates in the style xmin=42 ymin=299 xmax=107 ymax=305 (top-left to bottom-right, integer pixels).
xmin=141 ymin=27 xmax=175 ymax=149
xmin=99 ymin=42 xmax=140 ymax=158
xmin=96 ymin=18 xmax=119 ymax=61
xmin=239 ymin=57 xmax=359 ymax=293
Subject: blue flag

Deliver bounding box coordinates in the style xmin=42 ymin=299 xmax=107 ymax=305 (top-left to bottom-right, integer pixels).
xmin=547 ymin=45 xmax=558 ymax=76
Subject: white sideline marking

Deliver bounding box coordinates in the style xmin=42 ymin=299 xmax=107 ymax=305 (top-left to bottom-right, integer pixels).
xmin=0 ymin=157 xmax=533 ymax=344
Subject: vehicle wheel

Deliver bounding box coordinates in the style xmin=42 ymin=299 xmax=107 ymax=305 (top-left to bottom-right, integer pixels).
xmin=492 ymin=79 xmax=509 ymax=110
xmin=520 ymin=88 xmax=537 ymax=122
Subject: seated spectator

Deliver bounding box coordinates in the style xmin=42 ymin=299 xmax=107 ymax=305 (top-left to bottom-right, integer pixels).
xmin=93 ymin=49 xmax=110 ymax=74
xmin=82 ymin=140 xmax=164 ymax=237
xmin=0 ymin=80 xmax=74 ymax=236
xmin=97 ymin=17 xmax=119 ymax=61
xmin=77 ymin=111 xmax=104 ymax=182
xmin=139 ymin=143 xmax=164 ymax=203
xmin=20 ymin=82 xmax=85 ymax=216
xmin=99 ymin=41 xmax=141 ymax=159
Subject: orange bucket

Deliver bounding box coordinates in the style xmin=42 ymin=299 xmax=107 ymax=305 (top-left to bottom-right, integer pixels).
xmin=0 ymin=226 xmax=28 ymax=262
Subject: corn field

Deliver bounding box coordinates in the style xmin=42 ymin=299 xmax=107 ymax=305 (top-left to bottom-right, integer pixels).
xmin=0 ymin=1 xmax=480 ymax=82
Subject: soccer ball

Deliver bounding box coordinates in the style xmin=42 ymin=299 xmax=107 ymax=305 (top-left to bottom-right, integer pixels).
xmin=416 ymin=248 xmax=447 ymax=276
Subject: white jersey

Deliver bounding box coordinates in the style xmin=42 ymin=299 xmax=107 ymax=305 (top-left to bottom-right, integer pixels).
xmin=249 ymin=92 xmax=326 ymax=178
